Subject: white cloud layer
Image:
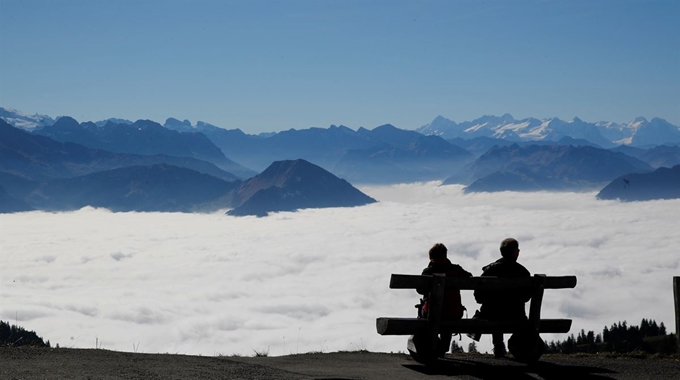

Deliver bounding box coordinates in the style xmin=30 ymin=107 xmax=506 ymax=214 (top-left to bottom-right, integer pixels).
xmin=1 ymin=183 xmax=678 ymax=356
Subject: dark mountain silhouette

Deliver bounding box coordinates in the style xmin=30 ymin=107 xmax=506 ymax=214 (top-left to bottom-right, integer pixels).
xmin=597 ymin=165 xmax=680 ymax=201
xmin=444 ymin=144 xmax=653 ymax=192
xmin=334 ymin=134 xmax=474 ymax=184
xmin=27 ymin=164 xmax=237 ymax=212
xmin=0 ymin=120 xmax=240 ymax=185
xmin=2 ymin=121 xmax=375 ymax=214
xmin=227 ymin=159 xmax=376 ymax=216
xmin=0 ymin=185 xmax=34 ymax=213
xmin=35 ymin=117 xmax=255 ymax=178
xmin=0 ymin=171 xmax=37 ymax=200
xmin=0 ymin=120 xmax=242 ymax=211
xmin=610 ymin=144 xmax=680 ymax=168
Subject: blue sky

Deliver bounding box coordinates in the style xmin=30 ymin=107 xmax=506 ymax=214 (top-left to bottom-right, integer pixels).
xmin=1 ymin=0 xmax=678 ymax=133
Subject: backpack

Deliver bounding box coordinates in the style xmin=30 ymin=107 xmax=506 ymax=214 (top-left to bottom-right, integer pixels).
xmin=416 ymin=294 xmax=466 ymax=320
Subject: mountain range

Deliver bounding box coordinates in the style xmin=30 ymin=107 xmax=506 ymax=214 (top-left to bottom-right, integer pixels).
xmin=34 ymin=116 xmax=256 ymax=179
xmin=2 ymin=107 xmax=679 ymax=210
xmin=417 ymin=114 xmax=680 ymax=148
xmin=26 ymin=164 xmax=238 ymax=213
xmin=448 ymin=144 xmax=653 ymax=193
xmin=0 ymin=119 xmax=376 ymax=214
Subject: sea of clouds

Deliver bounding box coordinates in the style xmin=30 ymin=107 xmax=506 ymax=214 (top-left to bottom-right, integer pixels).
xmin=1 ymin=182 xmax=678 ymax=356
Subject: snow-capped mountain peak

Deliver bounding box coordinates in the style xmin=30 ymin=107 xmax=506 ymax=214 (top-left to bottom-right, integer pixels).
xmin=0 ymin=106 xmax=56 ymax=130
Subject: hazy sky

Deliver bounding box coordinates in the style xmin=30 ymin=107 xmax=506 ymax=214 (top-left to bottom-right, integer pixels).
xmin=1 ymin=183 xmax=678 ymax=356
xmin=1 ymin=0 xmax=679 ymax=133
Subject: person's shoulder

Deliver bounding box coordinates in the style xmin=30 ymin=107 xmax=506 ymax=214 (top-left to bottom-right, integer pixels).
xmin=449 ymin=263 xmax=473 ymax=277
xmin=517 ymin=262 xmax=531 ymax=275
xmin=481 ymin=258 xmax=503 ymax=273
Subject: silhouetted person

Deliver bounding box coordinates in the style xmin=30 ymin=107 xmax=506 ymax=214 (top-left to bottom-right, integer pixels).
xmin=417 ymin=243 xmax=472 ymax=357
xmin=623 ymin=178 xmax=630 ymax=188
xmin=471 ymin=238 xmax=531 ymax=357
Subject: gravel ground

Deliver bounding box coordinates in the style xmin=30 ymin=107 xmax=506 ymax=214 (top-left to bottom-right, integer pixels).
xmin=2 ymin=347 xmax=679 ymax=380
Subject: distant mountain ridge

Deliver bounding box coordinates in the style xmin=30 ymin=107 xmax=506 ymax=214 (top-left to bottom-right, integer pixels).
xmin=417 ymin=114 xmax=680 ymax=148
xmin=1 ymin=121 xmax=377 ymax=214
xmin=2 ymin=107 xmax=679 ymax=206
xmin=32 ymin=116 xmax=256 ymax=178
xmin=444 ymin=144 xmax=653 ymax=193
xmin=0 ymin=107 xmax=55 ymax=130
xmin=334 ymin=127 xmax=474 ymax=184
xmin=4 ymin=107 xmax=679 ymax=151
xmin=228 ymin=159 xmax=376 ymax=216
xmin=0 ymin=120 xmax=239 ymax=193
xmin=27 ymin=164 xmax=238 ymax=212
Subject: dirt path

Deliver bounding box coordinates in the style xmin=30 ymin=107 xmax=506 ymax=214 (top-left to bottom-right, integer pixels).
xmin=2 ymin=347 xmax=679 ymax=380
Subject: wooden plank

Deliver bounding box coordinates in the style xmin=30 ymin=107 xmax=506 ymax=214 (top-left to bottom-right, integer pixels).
xmin=427 ymin=274 xmax=445 ymax=355
xmin=528 ymin=274 xmax=546 ymax=333
xmin=376 ymin=318 xmax=572 ymax=335
xmin=389 ymin=274 xmax=431 ymax=290
xmin=389 ymin=274 xmax=576 ymax=290
xmin=377 ymin=318 xmax=428 ymax=335
xmin=674 ymin=277 xmax=680 ymax=352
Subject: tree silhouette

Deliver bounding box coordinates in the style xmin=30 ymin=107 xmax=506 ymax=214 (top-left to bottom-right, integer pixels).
xmin=0 ymin=320 xmax=49 ymax=347
xmin=546 ymin=318 xmax=676 ymax=354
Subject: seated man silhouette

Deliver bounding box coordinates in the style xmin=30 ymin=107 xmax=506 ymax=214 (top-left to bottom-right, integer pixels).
xmin=470 ymin=238 xmax=532 ymax=358
xmin=417 ymin=243 xmax=472 ymax=357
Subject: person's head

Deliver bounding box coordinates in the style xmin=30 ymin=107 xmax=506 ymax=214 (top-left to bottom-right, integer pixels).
xmin=429 ymin=243 xmax=448 ymax=260
xmin=500 ymin=238 xmax=520 ymax=260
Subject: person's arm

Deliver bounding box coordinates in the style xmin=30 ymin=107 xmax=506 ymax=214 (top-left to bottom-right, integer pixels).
xmin=473 ymin=267 xmax=490 ymax=303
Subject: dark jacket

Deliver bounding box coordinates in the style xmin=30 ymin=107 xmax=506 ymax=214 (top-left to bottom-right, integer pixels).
xmin=474 ymin=257 xmax=532 ymax=321
xmin=417 ymin=258 xmax=472 ymax=320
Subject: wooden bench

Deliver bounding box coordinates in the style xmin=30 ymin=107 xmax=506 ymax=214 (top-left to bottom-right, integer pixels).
xmin=376 ymin=273 xmax=577 ymax=363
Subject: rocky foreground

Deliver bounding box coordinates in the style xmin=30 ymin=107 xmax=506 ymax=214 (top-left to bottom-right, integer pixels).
xmin=2 ymin=346 xmax=679 ymax=380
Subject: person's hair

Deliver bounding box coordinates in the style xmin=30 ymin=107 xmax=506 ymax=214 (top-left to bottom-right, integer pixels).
xmin=500 ymin=238 xmax=519 ymax=258
xmin=429 ymin=243 xmax=447 ymax=260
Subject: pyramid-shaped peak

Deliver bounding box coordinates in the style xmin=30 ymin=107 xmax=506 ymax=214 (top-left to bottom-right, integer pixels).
xmin=257 ymin=159 xmax=323 ymax=182
xmin=50 ymin=116 xmax=81 ymax=130
xmin=433 ymin=115 xmax=453 ymax=122
xmin=229 ymin=159 xmax=376 ymax=216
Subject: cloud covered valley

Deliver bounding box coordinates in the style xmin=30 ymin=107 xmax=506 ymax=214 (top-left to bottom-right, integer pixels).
xmin=1 ymin=183 xmax=678 ymax=356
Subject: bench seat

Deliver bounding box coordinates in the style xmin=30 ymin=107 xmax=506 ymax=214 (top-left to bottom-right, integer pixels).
xmin=376 ymin=317 xmax=572 ymax=335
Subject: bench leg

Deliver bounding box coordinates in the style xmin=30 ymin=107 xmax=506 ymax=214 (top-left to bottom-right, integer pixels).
xmin=508 ymin=330 xmax=545 ymax=363
xmin=407 ymin=334 xmax=439 ymax=365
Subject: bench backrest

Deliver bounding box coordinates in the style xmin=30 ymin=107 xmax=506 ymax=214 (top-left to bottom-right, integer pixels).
xmin=390 ymin=273 xmax=577 ymax=337
xmin=390 ymin=274 xmax=577 ymax=290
